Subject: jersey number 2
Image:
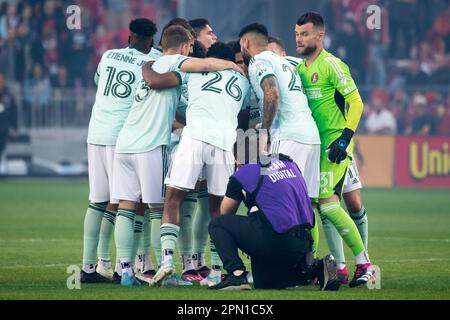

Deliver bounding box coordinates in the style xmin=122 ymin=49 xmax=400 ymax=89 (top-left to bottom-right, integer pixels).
xmin=201 ymin=72 xmax=243 ymax=101
xmin=282 ymin=64 xmax=302 ymax=92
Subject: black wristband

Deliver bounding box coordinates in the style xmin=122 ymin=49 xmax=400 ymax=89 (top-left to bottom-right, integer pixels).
xmin=341 ymin=128 xmax=354 ymax=143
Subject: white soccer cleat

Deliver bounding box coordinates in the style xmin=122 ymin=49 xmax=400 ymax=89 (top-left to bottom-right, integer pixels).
xmin=96 ymin=260 xmax=114 ymax=280
xmin=150 ymin=260 xmax=174 ymax=287
xmin=200 ymin=273 xmax=222 ymax=287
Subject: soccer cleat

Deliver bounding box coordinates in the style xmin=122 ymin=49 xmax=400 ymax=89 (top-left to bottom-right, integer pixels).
xmin=181 ymin=269 xmax=204 ymax=282
xmin=209 ymin=273 xmax=252 ymax=290
xmin=112 ymin=272 xmax=122 ymax=284
xmin=80 ymin=270 xmax=111 ymax=283
xmin=200 ymin=273 xmax=222 ymax=287
xmin=121 ymin=273 xmax=141 ymax=286
xmin=163 ymin=273 xmax=193 ymax=286
xmin=135 ymin=270 xmax=156 ymax=284
xmin=96 ymin=261 xmax=114 ymax=280
xmin=317 ymin=254 xmax=341 ymax=291
xmin=337 ymin=265 xmax=349 ymax=285
xmin=196 ymin=265 xmax=211 ymax=278
xmin=150 ymin=260 xmax=174 ymax=287
xmin=349 ymin=263 xmax=375 ymax=288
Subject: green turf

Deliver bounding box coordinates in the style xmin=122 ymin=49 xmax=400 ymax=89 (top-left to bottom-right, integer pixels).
xmin=0 ymin=181 xmax=449 ymax=299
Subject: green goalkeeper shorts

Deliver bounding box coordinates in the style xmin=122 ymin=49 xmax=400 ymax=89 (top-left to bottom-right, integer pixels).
xmin=312 ymin=151 xmax=351 ymax=202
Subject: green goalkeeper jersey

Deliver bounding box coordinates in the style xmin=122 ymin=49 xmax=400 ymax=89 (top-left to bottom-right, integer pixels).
xmin=296 ymin=50 xmax=359 ymax=153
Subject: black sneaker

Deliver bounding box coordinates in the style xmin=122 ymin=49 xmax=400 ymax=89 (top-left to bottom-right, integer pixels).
xmin=80 ymin=270 xmax=111 ymax=283
xmin=317 ymin=254 xmax=341 ymax=291
xmin=112 ymin=272 xmax=122 ymax=284
xmin=208 ymin=273 xmax=252 ymax=290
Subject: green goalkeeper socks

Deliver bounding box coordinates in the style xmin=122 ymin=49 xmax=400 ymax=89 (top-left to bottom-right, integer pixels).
xmin=319 ymin=202 xmax=365 ymax=257
xmin=82 ymin=202 xmax=107 ymax=270
xmin=350 ymin=206 xmax=368 ymax=251
xmin=311 ymin=208 xmax=320 ymax=259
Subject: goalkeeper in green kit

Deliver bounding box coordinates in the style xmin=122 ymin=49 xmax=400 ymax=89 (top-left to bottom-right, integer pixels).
xmin=295 ymin=12 xmax=374 ymax=287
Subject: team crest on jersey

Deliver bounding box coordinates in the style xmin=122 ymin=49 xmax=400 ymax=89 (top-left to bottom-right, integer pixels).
xmin=255 ymin=62 xmax=267 ymax=77
xmin=311 ymin=72 xmax=319 ymax=83
xmin=339 ymin=75 xmax=347 ymax=85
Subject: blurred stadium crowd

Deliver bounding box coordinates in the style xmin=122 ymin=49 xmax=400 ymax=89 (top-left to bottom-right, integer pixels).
xmin=0 ymin=0 xmax=449 ymax=136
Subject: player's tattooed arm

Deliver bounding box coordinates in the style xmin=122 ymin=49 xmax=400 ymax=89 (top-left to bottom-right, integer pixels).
xmin=261 ymin=75 xmax=279 ymax=130
xmin=142 ymin=61 xmax=180 ymax=89
xmin=260 ymin=75 xmax=279 ymax=153
xmin=181 ymin=58 xmax=245 ymax=75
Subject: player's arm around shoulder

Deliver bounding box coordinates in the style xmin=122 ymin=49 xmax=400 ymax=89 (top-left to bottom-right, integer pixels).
xmin=180 ymin=57 xmax=245 ymax=75
xmin=141 ymin=60 xmax=181 ymax=90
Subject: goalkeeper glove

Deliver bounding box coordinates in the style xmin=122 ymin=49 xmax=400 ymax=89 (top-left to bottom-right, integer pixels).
xmin=327 ymin=128 xmax=354 ymax=164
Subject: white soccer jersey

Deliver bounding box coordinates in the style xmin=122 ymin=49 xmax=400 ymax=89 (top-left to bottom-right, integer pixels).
xmin=244 ymin=88 xmax=261 ymax=128
xmin=88 ymin=47 xmax=156 ymax=146
xmin=285 ymin=55 xmax=303 ymax=68
xmin=248 ymin=50 xmax=320 ymax=145
xmin=182 ymin=70 xmax=250 ymax=151
xmin=115 ymin=54 xmax=189 ymax=154
xmin=149 ymin=47 xmax=163 ymax=60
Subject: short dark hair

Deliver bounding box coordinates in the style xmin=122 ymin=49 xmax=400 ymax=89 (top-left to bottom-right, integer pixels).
xmin=233 ymin=40 xmax=241 ymax=54
xmin=189 ymin=18 xmax=210 ymax=34
xmin=206 ymin=42 xmax=235 ymax=62
xmin=160 ymin=18 xmax=196 ymax=45
xmin=296 ymin=12 xmax=325 ymax=28
xmin=129 ymin=18 xmax=157 ymax=37
xmin=268 ymin=36 xmax=285 ymax=50
xmin=191 ymin=40 xmax=207 ymax=58
xmin=226 ymin=40 xmax=241 ymax=54
xmin=161 ymin=25 xmax=191 ymax=51
xmin=238 ymin=23 xmax=268 ymax=39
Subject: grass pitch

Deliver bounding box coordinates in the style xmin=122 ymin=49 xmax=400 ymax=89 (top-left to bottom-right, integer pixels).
xmin=0 ymin=181 xmax=449 ymax=300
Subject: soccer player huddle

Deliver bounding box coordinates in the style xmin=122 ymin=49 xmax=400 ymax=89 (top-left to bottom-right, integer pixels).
xmin=81 ymin=12 xmax=374 ymax=291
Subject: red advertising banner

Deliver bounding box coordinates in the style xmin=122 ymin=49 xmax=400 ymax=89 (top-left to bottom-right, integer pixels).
xmin=395 ymin=136 xmax=450 ymax=188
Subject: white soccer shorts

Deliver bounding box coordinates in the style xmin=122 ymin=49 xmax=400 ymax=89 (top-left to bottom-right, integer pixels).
xmin=270 ymin=140 xmax=321 ymax=199
xmin=165 ymin=135 xmax=234 ymax=196
xmin=87 ymin=144 xmax=118 ymax=204
xmin=343 ymin=158 xmax=363 ymax=193
xmin=112 ymin=146 xmax=169 ymax=204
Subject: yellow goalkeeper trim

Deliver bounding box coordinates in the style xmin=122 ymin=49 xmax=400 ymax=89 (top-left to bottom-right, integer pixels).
xmin=345 ymin=90 xmax=364 ymax=132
